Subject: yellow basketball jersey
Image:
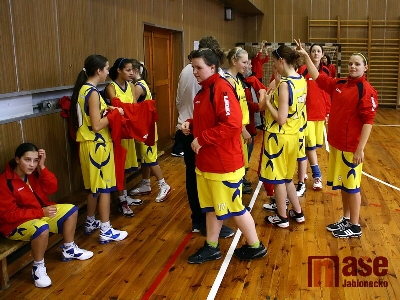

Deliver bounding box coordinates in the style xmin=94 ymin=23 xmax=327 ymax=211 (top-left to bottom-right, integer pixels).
xmin=224 ymin=72 xmax=249 ymax=125
xmin=76 ymin=84 xmax=112 ymax=142
xmin=110 ymin=81 xmax=134 ymax=104
xmin=265 ymin=75 xmax=307 ymax=135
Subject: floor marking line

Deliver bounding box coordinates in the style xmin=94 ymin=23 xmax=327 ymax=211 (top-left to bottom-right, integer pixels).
xmin=207 ymin=181 xmax=263 ymax=300
xmin=141 ymin=232 xmax=194 ymax=300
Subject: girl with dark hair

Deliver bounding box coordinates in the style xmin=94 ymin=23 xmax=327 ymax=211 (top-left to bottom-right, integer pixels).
xmin=297 ymin=44 xmax=331 ymax=194
xmin=182 ymin=47 xmax=267 ymax=263
xmin=296 ymin=39 xmax=378 ymax=238
xmin=260 ymin=45 xmax=307 ymax=228
xmin=0 ymin=143 xmax=93 ymax=288
xmin=70 ymin=54 xmax=128 ymax=243
xmin=105 ymin=58 xmax=143 ymax=217
xmin=129 ymin=59 xmax=171 ymax=203
xmin=322 ymin=54 xmax=337 ymax=78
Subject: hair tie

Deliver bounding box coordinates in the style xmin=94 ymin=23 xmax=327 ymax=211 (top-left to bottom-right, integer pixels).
xmin=82 ymin=68 xmax=86 ymax=72
xmin=117 ymin=58 xmax=126 ymax=69
xmin=275 ymin=49 xmax=282 ymax=59
xmin=354 ymin=52 xmax=367 ymax=64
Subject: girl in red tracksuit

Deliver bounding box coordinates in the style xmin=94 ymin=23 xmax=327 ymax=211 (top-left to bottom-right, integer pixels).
xmin=296 ymin=39 xmax=378 ymax=239
xmin=182 ymin=47 xmax=266 ymax=263
xmin=297 ymin=44 xmax=331 ymax=193
xmin=0 ymin=143 xmax=92 ymax=288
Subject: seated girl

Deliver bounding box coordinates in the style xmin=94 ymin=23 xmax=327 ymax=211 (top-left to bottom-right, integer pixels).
xmin=0 ymin=143 xmax=93 ymax=288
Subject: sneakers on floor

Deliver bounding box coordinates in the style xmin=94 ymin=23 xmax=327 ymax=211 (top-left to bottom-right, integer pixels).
xmin=188 ymin=241 xmax=222 ymax=264
xmin=263 ymin=199 xmax=288 ymax=212
xmin=243 ymin=177 xmax=252 ymax=187
xmin=84 ymin=219 xmax=100 ymax=235
xmin=129 ymin=181 xmax=151 ymax=196
xmin=171 ymin=151 xmax=184 ymax=157
xmin=219 ymin=225 xmax=235 ymax=238
xmin=155 ymin=183 xmax=171 ymax=202
xmin=296 ymin=182 xmax=306 ymax=197
xmin=265 ymin=214 xmax=289 ymax=228
xmin=32 ymin=264 xmax=51 ymax=288
xmin=326 ymin=217 xmax=350 ymax=232
xmin=118 ymin=200 xmax=135 ymax=217
xmin=191 ymin=223 xmax=204 ymax=233
xmin=242 ymin=185 xmax=253 ymax=194
xmin=233 ymin=242 xmax=268 ymax=260
xmin=332 ymin=224 xmax=362 ymax=238
xmin=288 ymin=209 xmax=305 ymax=223
xmin=61 ymin=243 xmax=94 ymax=261
xmin=123 ymin=190 xmax=143 ymax=205
xmin=313 ymin=177 xmax=323 ymax=190
xmin=99 ymin=227 xmax=128 ymax=244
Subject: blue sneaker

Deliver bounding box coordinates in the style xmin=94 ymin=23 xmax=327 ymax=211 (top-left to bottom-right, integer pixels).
xmin=99 ymin=227 xmax=128 ymax=244
xmin=61 ymin=243 xmax=94 ymax=261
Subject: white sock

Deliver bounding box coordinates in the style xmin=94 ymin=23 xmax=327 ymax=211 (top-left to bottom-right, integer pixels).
xmin=119 ymin=195 xmax=125 ymax=202
xmin=63 ymin=241 xmax=74 ymax=249
xmin=100 ymin=221 xmax=110 ymax=231
xmin=33 ymin=259 xmax=44 ymax=266
xmin=87 ymin=215 xmax=95 ymax=222
xmin=142 ymin=179 xmax=151 ymax=185
xmin=158 ymin=178 xmax=166 ymax=186
xmin=123 ymin=190 xmax=128 ymax=197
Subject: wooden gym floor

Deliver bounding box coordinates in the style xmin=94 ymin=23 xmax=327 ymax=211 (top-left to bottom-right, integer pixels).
xmin=1 ymin=108 xmax=399 ymax=300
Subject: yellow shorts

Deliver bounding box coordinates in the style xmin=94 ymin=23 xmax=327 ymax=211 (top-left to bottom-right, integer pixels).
xmin=327 ymin=146 xmax=363 ymax=193
xmin=121 ymin=139 xmax=139 ymax=172
xmin=306 ymin=120 xmax=325 ymax=150
xmin=259 ymin=132 xmax=298 ymax=184
xmin=195 ymin=167 xmax=246 ymax=220
xmin=241 ymin=135 xmax=249 ymax=169
xmin=136 ymin=141 xmax=158 ymax=166
xmin=8 ymin=204 xmax=77 ymax=241
xmin=79 ymin=140 xmax=116 ymax=195
xmin=297 ymin=133 xmax=306 ymax=161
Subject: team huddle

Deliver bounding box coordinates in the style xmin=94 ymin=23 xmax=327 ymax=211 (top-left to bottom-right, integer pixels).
xmin=0 ymin=36 xmax=378 ymax=288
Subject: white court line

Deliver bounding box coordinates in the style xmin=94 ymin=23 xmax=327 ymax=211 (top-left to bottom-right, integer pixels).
xmin=208 ymin=124 xmax=400 ymax=299
xmin=374 ymin=124 xmax=400 ymax=127
xmin=324 ymin=126 xmax=400 ymax=191
xmin=207 ymin=180 xmax=263 ymax=300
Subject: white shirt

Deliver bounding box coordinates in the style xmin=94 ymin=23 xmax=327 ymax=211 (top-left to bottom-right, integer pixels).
xmin=175 ymin=64 xmax=225 ymax=130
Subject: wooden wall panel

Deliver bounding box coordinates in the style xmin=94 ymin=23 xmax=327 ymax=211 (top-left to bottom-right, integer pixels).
xmin=0 ymin=122 xmax=23 ymax=172
xmin=89 ymin=0 xmax=118 ymax=63
xmin=0 ymin=1 xmax=17 ymax=93
xmin=115 ymin=0 xmax=139 ymax=59
xmin=165 ymin=0 xmax=184 ymax=30
xmin=57 ymin=0 xmax=92 ymax=87
xmin=21 ymin=113 xmax=70 ymax=201
xmin=11 ymin=0 xmax=59 ymax=91
xmin=292 ymin=1 xmax=311 ymax=41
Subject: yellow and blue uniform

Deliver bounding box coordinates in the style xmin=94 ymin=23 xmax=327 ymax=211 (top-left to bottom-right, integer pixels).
xmin=260 ymin=75 xmax=307 ymax=184
xmin=76 ymin=83 xmax=116 ymax=195
xmin=225 ymin=72 xmax=250 ymax=168
xmin=298 ymin=95 xmax=308 ymax=161
xmin=109 ymin=81 xmax=138 ymax=172
xmin=135 ymin=79 xmax=158 ymax=166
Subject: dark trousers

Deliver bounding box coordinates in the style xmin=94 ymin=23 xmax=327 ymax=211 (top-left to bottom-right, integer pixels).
xmin=172 ymin=129 xmax=184 ymax=154
xmin=178 ymin=130 xmax=206 ymax=227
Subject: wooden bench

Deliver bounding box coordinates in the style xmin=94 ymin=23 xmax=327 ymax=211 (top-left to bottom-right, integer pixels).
xmin=0 ymin=191 xmax=88 ymax=289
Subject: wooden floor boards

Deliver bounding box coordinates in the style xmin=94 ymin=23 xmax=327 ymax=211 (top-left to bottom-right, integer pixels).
xmin=1 ymin=108 xmax=400 ymax=300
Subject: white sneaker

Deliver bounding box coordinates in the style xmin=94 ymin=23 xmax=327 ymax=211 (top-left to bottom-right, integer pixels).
xmin=155 ymin=183 xmax=171 ymax=202
xmin=32 ymin=264 xmax=52 ymax=288
xmin=84 ymin=219 xmax=100 ymax=235
xmin=99 ymin=227 xmax=128 ymax=244
xmin=118 ymin=200 xmax=135 ymax=217
xmin=61 ymin=243 xmax=94 ymax=261
xmin=296 ymin=182 xmax=306 ymax=197
xmin=125 ymin=195 xmax=143 ymax=206
xmin=313 ymin=177 xmax=323 ymax=190
xmin=129 ymin=181 xmax=151 ymax=196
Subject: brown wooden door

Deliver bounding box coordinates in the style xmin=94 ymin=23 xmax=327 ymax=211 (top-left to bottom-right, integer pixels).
xmin=144 ymin=29 xmax=174 ymax=150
